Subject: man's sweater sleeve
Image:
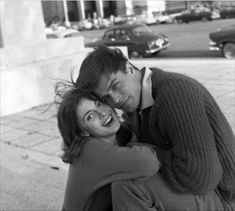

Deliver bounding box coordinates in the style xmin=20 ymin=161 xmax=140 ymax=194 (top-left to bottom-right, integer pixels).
xmin=154 ymin=80 xmax=223 ymax=194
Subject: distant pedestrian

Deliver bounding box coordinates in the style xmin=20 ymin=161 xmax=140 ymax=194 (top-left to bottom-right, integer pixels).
xmin=75 ymin=45 xmax=235 ymax=211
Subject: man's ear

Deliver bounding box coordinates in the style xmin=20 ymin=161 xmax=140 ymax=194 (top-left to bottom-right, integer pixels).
xmin=82 ymin=130 xmax=90 ymax=137
xmin=126 ymin=65 xmax=134 ymax=74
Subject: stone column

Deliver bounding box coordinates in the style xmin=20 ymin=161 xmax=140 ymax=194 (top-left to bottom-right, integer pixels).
xmin=62 ymin=0 xmax=71 ymax=27
xmin=96 ymin=0 xmax=104 ymax=18
xmin=125 ymin=0 xmax=133 ymax=15
xmin=77 ymin=0 xmax=85 ymax=20
xmin=0 ymin=0 xmax=46 ymax=47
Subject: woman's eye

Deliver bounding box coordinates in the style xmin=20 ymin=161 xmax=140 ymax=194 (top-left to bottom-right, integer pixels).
xmin=86 ymin=113 xmax=94 ymax=121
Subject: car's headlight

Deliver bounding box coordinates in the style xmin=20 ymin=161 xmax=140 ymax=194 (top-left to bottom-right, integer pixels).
xmin=156 ymin=39 xmax=164 ymax=47
xmin=209 ymin=40 xmax=216 ymax=45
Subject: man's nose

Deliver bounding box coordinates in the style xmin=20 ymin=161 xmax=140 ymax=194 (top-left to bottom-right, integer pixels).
xmin=109 ymin=92 xmax=121 ymax=106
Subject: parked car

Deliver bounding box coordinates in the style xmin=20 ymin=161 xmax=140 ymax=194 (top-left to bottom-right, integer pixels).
xmin=219 ymin=7 xmax=235 ymax=19
xmin=209 ymin=24 xmax=235 ymax=59
xmin=153 ymin=12 xmax=171 ymax=24
xmin=85 ymin=24 xmax=169 ymax=58
xmin=45 ymin=28 xmax=81 ymax=39
xmin=175 ymin=9 xmax=212 ymax=23
xmin=141 ymin=15 xmax=157 ymax=25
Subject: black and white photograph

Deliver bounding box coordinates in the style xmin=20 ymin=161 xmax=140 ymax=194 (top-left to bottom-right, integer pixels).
xmin=0 ymin=0 xmax=235 ymax=210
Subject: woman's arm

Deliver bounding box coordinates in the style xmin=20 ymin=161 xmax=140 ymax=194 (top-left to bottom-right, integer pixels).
xmin=83 ymin=139 xmax=160 ymax=183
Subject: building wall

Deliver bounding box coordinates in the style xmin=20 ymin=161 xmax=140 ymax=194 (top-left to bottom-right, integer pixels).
xmin=1 ymin=37 xmax=90 ymax=116
xmin=41 ymin=0 xmax=169 ymax=23
xmin=41 ymin=1 xmax=65 ymax=26
xmin=0 ymin=0 xmax=89 ymax=116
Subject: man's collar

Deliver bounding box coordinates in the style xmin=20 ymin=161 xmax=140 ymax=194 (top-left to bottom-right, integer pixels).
xmin=139 ymin=67 xmax=154 ymax=113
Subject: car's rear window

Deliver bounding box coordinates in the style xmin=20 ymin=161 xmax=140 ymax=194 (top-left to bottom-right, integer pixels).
xmin=132 ymin=25 xmax=151 ymax=36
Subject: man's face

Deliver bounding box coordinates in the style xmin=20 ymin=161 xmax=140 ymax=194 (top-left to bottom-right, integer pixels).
xmin=95 ymin=65 xmax=142 ymax=112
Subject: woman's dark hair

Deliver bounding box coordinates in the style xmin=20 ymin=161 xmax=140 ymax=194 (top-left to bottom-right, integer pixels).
xmin=56 ymin=83 xmax=98 ymax=164
xmin=75 ymin=45 xmax=128 ymax=92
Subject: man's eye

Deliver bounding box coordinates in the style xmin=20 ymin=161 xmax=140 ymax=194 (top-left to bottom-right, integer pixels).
xmin=86 ymin=113 xmax=94 ymax=121
xmin=96 ymin=100 xmax=103 ymax=107
xmin=112 ymin=82 xmax=119 ymax=90
xmin=101 ymin=96 xmax=108 ymax=103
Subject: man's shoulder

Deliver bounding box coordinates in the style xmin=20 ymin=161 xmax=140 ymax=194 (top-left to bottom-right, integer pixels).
xmin=149 ymin=67 xmax=165 ymax=72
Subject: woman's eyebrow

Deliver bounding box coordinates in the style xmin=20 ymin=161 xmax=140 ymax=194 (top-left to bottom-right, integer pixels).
xmin=83 ymin=110 xmax=92 ymax=120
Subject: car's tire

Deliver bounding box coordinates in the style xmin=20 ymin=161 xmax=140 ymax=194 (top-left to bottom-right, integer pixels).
xmin=222 ymin=42 xmax=235 ymax=59
xmin=129 ymin=51 xmax=142 ymax=58
xmin=176 ymin=19 xmax=182 ymax=24
xmin=202 ymin=17 xmax=207 ymax=22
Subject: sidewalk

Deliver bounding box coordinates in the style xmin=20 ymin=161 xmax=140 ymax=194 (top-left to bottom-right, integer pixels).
xmin=0 ymin=58 xmax=235 ymax=210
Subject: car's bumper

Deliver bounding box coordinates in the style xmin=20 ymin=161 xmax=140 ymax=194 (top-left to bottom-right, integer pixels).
xmin=145 ymin=42 xmax=170 ymax=54
xmin=209 ymin=40 xmax=220 ymax=51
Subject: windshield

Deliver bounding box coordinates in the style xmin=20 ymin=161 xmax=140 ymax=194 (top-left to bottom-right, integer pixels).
xmin=132 ymin=25 xmax=151 ymax=36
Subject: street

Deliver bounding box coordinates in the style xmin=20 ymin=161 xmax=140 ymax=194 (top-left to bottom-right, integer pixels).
xmin=80 ymin=18 xmax=235 ymax=58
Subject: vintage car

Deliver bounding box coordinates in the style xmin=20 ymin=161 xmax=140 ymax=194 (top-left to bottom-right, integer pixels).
xmin=175 ymin=9 xmax=212 ymax=23
xmin=220 ymin=7 xmax=235 ymax=19
xmin=45 ymin=28 xmax=81 ymax=39
xmin=209 ymin=24 xmax=235 ymax=59
xmin=85 ymin=24 xmax=169 ymax=58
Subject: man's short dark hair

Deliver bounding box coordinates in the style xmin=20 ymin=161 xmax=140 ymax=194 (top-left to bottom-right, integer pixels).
xmin=76 ymin=45 xmax=128 ymax=92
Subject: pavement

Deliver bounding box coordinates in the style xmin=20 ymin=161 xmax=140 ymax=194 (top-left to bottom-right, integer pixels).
xmin=0 ymin=58 xmax=235 ymax=211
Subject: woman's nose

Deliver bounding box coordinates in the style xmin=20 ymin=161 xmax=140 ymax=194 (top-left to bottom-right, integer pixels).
xmin=97 ymin=110 xmax=106 ymax=118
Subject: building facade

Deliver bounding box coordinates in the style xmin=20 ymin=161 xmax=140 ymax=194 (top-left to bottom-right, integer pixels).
xmin=41 ymin=0 xmax=166 ymax=25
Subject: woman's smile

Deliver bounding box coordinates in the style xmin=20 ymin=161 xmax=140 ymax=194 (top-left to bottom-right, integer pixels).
xmin=103 ymin=114 xmax=115 ymax=127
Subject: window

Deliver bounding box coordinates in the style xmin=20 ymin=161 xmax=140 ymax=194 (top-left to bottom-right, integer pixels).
xmin=116 ymin=29 xmax=129 ymax=40
xmin=104 ymin=31 xmax=115 ymax=40
xmin=132 ymin=25 xmax=150 ymax=36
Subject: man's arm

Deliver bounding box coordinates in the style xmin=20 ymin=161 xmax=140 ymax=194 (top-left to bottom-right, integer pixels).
xmin=155 ymin=81 xmax=223 ymax=194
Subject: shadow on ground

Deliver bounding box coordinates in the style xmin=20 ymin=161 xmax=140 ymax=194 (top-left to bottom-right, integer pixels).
xmin=157 ymin=50 xmax=222 ymax=58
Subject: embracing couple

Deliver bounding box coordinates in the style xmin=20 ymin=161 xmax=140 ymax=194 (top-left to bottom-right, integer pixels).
xmin=57 ymin=46 xmax=235 ymax=211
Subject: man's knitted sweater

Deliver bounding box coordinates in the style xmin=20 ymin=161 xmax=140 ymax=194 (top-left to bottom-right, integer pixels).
xmin=131 ymin=68 xmax=235 ymax=201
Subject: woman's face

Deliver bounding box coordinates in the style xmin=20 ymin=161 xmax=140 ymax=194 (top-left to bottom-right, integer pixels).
xmin=76 ymin=98 xmax=120 ymax=142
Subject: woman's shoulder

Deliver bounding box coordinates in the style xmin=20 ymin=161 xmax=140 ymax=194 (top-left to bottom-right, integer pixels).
xmin=81 ymin=138 xmax=116 ymax=156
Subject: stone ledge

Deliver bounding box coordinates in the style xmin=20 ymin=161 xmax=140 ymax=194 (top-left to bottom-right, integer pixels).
xmin=1 ymin=36 xmax=86 ymax=68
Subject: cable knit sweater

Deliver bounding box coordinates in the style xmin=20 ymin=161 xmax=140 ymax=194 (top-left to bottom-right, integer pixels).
xmin=131 ymin=68 xmax=235 ymax=202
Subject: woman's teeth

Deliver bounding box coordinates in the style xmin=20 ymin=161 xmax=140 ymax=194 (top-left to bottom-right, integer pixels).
xmin=104 ymin=115 xmax=114 ymax=127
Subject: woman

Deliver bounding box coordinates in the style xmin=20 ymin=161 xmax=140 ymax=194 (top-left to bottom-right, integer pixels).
xmin=57 ymin=86 xmax=161 ymax=211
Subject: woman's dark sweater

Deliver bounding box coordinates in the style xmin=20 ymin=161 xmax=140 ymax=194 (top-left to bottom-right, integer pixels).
xmin=133 ymin=68 xmax=235 ymax=201
xmin=62 ymin=138 xmax=160 ymax=211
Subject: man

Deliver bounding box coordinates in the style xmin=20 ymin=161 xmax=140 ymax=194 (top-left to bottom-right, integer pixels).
xmin=76 ymin=45 xmax=235 ymax=211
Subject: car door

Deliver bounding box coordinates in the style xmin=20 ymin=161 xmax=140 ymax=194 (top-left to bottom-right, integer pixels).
xmin=103 ymin=30 xmax=116 ymax=46
xmin=189 ymin=10 xmax=198 ymax=21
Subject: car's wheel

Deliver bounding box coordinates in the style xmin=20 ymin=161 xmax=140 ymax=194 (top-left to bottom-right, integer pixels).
xmin=129 ymin=51 xmax=142 ymax=58
xmin=176 ymin=19 xmax=182 ymax=24
xmin=202 ymin=17 xmax=207 ymax=22
xmin=222 ymin=42 xmax=235 ymax=59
